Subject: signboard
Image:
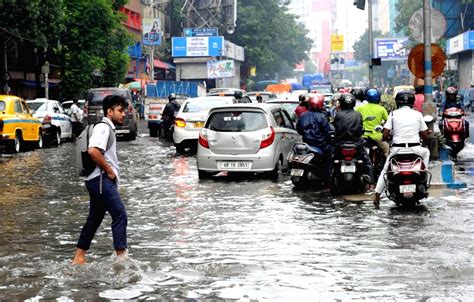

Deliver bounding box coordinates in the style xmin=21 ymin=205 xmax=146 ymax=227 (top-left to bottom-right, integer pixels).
xmin=330 ymin=54 xmax=345 ymax=71
xmin=446 ymin=30 xmax=474 ymax=55
xmin=331 ymin=35 xmax=344 ymax=52
xmin=408 ymin=8 xmax=446 ymax=43
xmin=172 ymin=36 xmax=224 ymax=57
xmin=408 ymin=43 xmax=446 ymax=78
xmin=41 ymin=61 xmax=50 ymax=74
xmin=183 ymin=27 xmax=218 ymax=37
xmin=143 ymin=18 xmax=162 ymax=46
xmin=224 ymin=40 xmax=245 ymax=61
xmin=374 ymin=37 xmax=410 ymax=61
xmin=207 ymin=60 xmax=235 ymax=79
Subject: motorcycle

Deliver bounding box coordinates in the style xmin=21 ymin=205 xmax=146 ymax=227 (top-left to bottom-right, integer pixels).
xmin=158 ymin=119 xmax=174 ymax=142
xmin=288 ymin=142 xmax=326 ymax=189
xmin=331 ymin=142 xmax=370 ymax=195
xmin=364 ymin=124 xmax=385 ymax=180
xmin=384 ymin=148 xmax=431 ymax=207
xmin=442 ymin=107 xmax=466 ymax=159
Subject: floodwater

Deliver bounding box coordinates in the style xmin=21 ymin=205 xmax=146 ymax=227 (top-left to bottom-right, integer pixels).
xmin=0 ymin=134 xmax=473 ymax=301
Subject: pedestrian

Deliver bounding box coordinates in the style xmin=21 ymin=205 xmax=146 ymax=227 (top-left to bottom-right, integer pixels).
xmin=70 ymin=99 xmax=83 ymax=139
xmin=373 ymin=91 xmax=430 ymax=208
xmin=72 ymin=95 xmax=129 ymax=265
xmin=413 ymin=85 xmax=424 ymax=113
xmin=467 ymin=83 xmax=474 ymax=112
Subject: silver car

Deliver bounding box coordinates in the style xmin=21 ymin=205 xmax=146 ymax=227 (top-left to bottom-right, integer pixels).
xmin=196 ymin=103 xmax=300 ymax=179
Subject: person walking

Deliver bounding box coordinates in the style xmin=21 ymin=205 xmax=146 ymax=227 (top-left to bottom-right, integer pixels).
xmin=72 ymin=95 xmax=129 ymax=265
xmin=413 ymin=85 xmax=425 ymax=113
xmin=70 ymin=99 xmax=83 ymax=139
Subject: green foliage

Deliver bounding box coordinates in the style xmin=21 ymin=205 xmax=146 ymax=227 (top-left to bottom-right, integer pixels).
xmin=58 ymin=0 xmax=131 ymax=98
xmin=353 ymin=29 xmax=385 ymax=64
xmin=227 ymin=0 xmax=312 ymax=80
xmin=394 ymin=0 xmax=422 ymax=36
xmin=380 ymin=94 xmax=397 ymax=113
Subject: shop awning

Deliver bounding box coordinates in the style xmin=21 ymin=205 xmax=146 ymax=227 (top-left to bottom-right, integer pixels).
xmin=154 ymin=59 xmax=175 ymax=70
xmin=21 ymin=80 xmax=59 ymax=88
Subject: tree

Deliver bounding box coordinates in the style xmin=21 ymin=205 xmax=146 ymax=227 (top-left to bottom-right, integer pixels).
xmin=227 ymin=0 xmax=312 ymax=80
xmin=57 ymin=0 xmax=131 ymax=98
xmin=394 ymin=0 xmax=422 ymax=36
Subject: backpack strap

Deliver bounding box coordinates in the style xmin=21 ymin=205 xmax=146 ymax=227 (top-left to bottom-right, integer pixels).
xmin=94 ymin=121 xmax=115 ymax=151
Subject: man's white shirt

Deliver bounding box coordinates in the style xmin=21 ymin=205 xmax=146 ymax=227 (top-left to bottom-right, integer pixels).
xmin=384 ymin=106 xmax=428 ymax=144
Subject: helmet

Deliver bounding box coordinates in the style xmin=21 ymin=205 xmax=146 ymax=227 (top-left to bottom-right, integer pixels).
xmin=234 ymin=91 xmax=243 ymax=99
xmin=339 ymin=93 xmax=356 ymax=110
xmin=395 ymin=91 xmax=415 ymax=108
xmin=366 ymin=88 xmax=381 ymax=104
xmin=168 ymin=93 xmax=176 ymax=101
xmin=308 ymin=94 xmax=325 ymax=111
xmin=298 ymin=94 xmax=307 ymax=103
xmin=351 ymin=86 xmax=367 ymax=101
xmin=445 ymin=86 xmax=458 ymax=103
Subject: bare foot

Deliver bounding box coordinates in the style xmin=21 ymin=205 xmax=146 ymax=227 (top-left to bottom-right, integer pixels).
xmin=72 ymin=248 xmax=87 ymax=265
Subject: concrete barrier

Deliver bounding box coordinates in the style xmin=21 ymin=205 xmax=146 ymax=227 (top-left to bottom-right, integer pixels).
xmin=429 ymin=159 xmax=467 ymax=189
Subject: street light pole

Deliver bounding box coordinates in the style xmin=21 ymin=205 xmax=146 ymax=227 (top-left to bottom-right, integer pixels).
xmin=368 ymin=0 xmax=374 ymax=88
xmin=150 ymin=0 xmax=155 ymax=82
xmin=423 ymin=0 xmax=433 ymax=103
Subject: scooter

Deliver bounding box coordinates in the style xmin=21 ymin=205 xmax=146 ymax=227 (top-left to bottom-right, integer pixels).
xmin=384 ymin=148 xmax=431 ymax=207
xmin=442 ymin=107 xmax=466 ymax=159
xmin=331 ymin=142 xmax=370 ymax=195
xmin=288 ymin=142 xmax=326 ymax=189
xmin=364 ymin=125 xmax=385 ymax=180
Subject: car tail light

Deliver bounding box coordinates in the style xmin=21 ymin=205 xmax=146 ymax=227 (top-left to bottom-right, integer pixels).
xmin=260 ymin=127 xmax=275 ymax=149
xmin=341 ymin=148 xmax=356 ymax=160
xmin=83 ymin=104 xmax=88 ymax=117
xmin=128 ymin=104 xmax=133 ymax=114
xmin=199 ymin=130 xmax=209 ymax=148
xmin=175 ymin=118 xmax=186 ymax=128
xmin=43 ymin=114 xmax=52 ymax=124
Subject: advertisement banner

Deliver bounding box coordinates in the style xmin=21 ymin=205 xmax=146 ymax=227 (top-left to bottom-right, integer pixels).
xmin=143 ymin=18 xmax=162 ymax=46
xmin=207 ymin=60 xmax=235 ymax=79
xmin=172 ymin=36 xmax=224 ymax=57
xmin=331 ymin=35 xmax=344 ymax=52
xmin=330 ymin=54 xmax=345 ymax=71
xmin=374 ymin=37 xmax=410 ymax=61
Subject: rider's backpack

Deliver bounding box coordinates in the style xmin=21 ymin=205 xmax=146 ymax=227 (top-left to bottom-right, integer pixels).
xmin=76 ymin=121 xmax=115 ymax=177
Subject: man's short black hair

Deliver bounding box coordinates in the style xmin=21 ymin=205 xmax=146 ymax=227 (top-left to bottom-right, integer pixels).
xmin=414 ymin=85 xmax=424 ymax=94
xmin=103 ymin=95 xmax=128 ymax=114
xmin=73 ymin=98 xmax=79 ymax=103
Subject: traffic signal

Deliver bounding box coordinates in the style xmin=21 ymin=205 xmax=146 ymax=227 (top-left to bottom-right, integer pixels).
xmin=372 ymin=58 xmax=381 ymax=66
xmin=353 ymin=0 xmax=365 ymax=10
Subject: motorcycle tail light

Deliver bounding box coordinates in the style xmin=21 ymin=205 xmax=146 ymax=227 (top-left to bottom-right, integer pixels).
xmin=341 ymin=148 xmax=356 ymax=160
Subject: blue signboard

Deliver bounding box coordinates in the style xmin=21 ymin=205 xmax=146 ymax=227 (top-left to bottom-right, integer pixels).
xmin=183 ymin=27 xmax=218 ymax=37
xmin=172 ymin=36 xmax=224 ymax=57
xmin=446 ymin=30 xmax=474 ymax=55
xmin=374 ymin=37 xmax=410 ymax=61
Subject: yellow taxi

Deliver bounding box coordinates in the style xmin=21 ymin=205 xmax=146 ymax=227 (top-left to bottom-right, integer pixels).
xmin=0 ymin=95 xmax=43 ymax=153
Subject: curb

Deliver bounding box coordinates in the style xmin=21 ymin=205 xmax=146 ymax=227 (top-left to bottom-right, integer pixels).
xmin=429 ymin=160 xmax=467 ymax=189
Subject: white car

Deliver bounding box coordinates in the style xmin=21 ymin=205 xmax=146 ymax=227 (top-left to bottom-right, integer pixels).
xmin=27 ymin=99 xmax=73 ymax=142
xmin=173 ymin=96 xmax=247 ymax=153
xmin=197 ymin=103 xmax=301 ymax=179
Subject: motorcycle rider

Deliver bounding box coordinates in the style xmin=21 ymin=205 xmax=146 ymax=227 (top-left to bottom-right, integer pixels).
xmin=355 ymin=88 xmax=390 ymax=157
xmin=374 ymin=91 xmax=430 ymax=208
xmin=296 ymin=94 xmax=333 ymax=186
xmin=161 ymin=93 xmax=180 ymax=137
xmin=333 ymin=93 xmax=375 ymax=191
xmin=295 ymin=94 xmax=309 ymax=118
xmin=351 ymin=86 xmax=367 ymax=108
xmin=440 ymin=86 xmax=470 ymax=137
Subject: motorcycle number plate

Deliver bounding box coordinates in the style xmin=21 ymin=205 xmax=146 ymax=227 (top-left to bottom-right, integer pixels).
xmin=290 ymin=169 xmax=305 ymax=177
xmin=399 ymin=184 xmax=416 ymax=193
xmin=341 ymin=165 xmax=356 ymax=173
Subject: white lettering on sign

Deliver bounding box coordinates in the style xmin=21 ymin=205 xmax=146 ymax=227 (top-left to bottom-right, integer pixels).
xmin=187 ymin=37 xmax=210 ymax=56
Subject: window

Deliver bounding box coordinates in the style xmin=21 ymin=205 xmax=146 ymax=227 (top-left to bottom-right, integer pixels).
xmin=183 ymin=99 xmax=231 ymax=113
xmin=14 ymin=100 xmax=22 ymax=113
xmin=281 ymin=110 xmax=295 ymax=129
xmin=0 ymin=101 xmax=5 ymax=111
xmin=20 ymin=101 xmax=29 ymax=114
xmin=272 ymin=110 xmax=285 ymax=127
xmin=207 ymin=111 xmax=268 ymax=132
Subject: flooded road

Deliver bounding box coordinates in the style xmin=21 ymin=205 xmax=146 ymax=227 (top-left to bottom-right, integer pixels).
xmin=1 ymin=132 xmax=473 ymax=300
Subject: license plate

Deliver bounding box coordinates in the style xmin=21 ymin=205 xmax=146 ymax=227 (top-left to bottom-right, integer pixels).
xmin=194 ymin=122 xmax=204 ymax=128
xmin=399 ymin=184 xmax=416 ymax=193
xmin=290 ymin=169 xmax=304 ymax=177
xmin=341 ymin=165 xmax=356 ymax=173
xmin=219 ymin=161 xmax=251 ymax=170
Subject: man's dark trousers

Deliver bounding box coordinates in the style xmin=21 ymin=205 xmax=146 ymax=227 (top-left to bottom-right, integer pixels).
xmin=76 ymin=174 xmax=127 ymax=250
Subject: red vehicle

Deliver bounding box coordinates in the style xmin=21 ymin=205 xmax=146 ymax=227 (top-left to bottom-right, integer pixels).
xmin=442 ymin=107 xmax=466 ymax=159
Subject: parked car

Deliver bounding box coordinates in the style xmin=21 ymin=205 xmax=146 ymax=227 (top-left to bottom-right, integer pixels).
xmin=197 ymin=103 xmax=301 ymax=179
xmin=0 ymin=95 xmax=43 ymax=153
xmin=62 ymin=99 xmax=85 ymax=116
xmin=265 ymin=98 xmax=299 ymax=122
xmin=27 ymin=99 xmax=72 ymax=145
xmin=84 ymin=88 xmax=137 ymax=140
xmin=173 ymin=96 xmax=249 ymax=153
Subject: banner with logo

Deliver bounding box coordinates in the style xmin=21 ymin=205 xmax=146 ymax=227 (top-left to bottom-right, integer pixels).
xmin=143 ymin=18 xmax=162 ymax=46
xmin=207 ymin=60 xmax=235 ymax=79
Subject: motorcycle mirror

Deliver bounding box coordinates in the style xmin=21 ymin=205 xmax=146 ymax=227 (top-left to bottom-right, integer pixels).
xmin=423 ymin=115 xmax=434 ymax=123
xmin=364 ymin=116 xmax=376 ymax=121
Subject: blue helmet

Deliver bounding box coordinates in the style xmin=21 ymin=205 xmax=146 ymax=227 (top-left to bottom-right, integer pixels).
xmin=366 ymin=88 xmax=381 ymax=104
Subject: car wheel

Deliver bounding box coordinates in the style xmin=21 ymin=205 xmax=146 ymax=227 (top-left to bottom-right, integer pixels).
xmin=6 ymin=131 xmax=22 ymax=153
xmin=175 ymin=144 xmax=186 ymax=153
xmin=55 ymin=128 xmax=61 ymax=146
xmin=266 ymin=158 xmax=282 ymax=180
xmin=36 ymin=130 xmax=43 ymax=149
xmin=198 ymin=169 xmax=211 ymax=180
xmin=150 ymin=127 xmax=158 ymax=137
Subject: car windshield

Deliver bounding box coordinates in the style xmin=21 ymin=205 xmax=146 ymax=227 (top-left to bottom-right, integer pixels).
xmin=0 ymin=101 xmax=5 ymax=111
xmin=183 ymin=99 xmax=231 ymax=113
xmin=207 ymin=111 xmax=268 ymax=132
xmin=62 ymin=103 xmax=72 ymax=110
xmin=28 ymin=102 xmax=48 ymax=111
xmin=311 ymin=86 xmax=332 ymax=93
xmin=87 ymin=90 xmax=129 ymax=106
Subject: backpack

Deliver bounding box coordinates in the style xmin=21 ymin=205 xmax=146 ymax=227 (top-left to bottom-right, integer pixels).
xmin=76 ymin=121 xmax=115 ymax=177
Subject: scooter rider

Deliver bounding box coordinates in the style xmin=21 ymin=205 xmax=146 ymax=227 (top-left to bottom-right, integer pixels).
xmin=374 ymin=91 xmax=430 ymax=208
xmin=440 ymin=86 xmax=470 ymax=137
xmin=161 ymin=93 xmax=180 ymax=134
xmin=333 ymin=93 xmax=375 ymax=191
xmin=355 ymin=88 xmax=390 ymax=157
xmin=296 ymin=94 xmax=333 ymax=186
